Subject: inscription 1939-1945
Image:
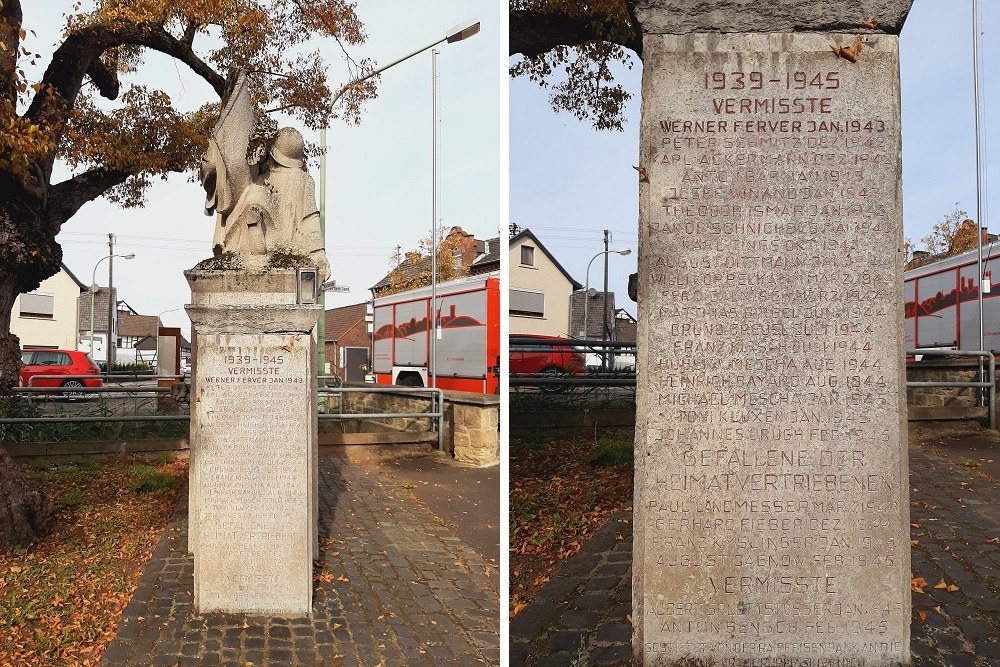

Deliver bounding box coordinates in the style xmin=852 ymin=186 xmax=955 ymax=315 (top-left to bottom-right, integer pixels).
xmin=637 ymin=33 xmax=908 ymax=665
xmin=194 ymin=337 xmax=311 ymax=609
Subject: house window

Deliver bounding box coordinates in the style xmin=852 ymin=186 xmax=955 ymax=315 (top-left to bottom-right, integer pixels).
xmin=510 ymin=289 xmax=544 ymax=317
xmin=19 ymin=292 xmax=54 ymax=319
xmin=520 ymin=245 xmax=535 ymax=267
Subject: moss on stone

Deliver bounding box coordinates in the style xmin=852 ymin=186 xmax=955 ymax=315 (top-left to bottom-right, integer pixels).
xmin=193 ymin=251 xmax=244 ymax=271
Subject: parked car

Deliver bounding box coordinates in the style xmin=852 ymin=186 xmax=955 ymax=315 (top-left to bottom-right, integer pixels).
xmin=19 ymin=349 xmax=102 ymax=392
xmin=583 ymin=350 xmax=637 ymax=372
xmin=509 ymin=335 xmax=586 ymax=376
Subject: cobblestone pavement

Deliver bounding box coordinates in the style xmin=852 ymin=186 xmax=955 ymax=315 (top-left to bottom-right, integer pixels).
xmin=101 ymin=449 xmax=499 ymax=666
xmin=511 ymin=438 xmax=1000 ymax=666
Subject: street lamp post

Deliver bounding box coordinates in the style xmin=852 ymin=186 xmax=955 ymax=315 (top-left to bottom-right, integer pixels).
xmin=89 ymin=253 xmax=135 ymax=366
xmin=318 ymin=19 xmax=480 ymax=389
xmin=582 ymin=248 xmax=631 ymax=339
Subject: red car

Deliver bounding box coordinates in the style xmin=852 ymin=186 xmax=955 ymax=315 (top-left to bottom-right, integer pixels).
xmin=509 ymin=335 xmax=586 ymax=376
xmin=19 ymin=349 xmax=102 ymax=391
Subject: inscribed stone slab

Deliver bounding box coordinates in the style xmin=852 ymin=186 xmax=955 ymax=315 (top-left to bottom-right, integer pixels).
xmin=192 ymin=332 xmax=312 ymax=614
xmin=634 ymin=33 xmax=910 ymax=666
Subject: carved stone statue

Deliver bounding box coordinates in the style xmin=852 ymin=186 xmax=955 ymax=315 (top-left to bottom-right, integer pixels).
xmin=200 ymin=72 xmax=330 ymax=283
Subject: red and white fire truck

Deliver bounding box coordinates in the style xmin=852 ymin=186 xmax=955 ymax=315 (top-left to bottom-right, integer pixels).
xmin=372 ymin=274 xmax=500 ymax=393
xmin=904 ymin=244 xmax=1000 ymax=352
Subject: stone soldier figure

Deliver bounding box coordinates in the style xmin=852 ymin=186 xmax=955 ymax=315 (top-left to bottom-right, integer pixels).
xmin=259 ymin=127 xmax=330 ymax=283
xmin=200 ymin=72 xmax=330 ymax=283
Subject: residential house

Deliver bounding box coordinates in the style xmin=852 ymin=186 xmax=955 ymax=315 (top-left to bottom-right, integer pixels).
xmin=371 ymin=226 xmax=485 ymax=297
xmin=568 ymin=290 xmax=616 ymax=339
xmin=469 ymin=236 xmax=501 ymax=275
xmin=509 ymin=227 xmax=581 ymax=337
xmin=614 ymin=309 xmax=637 ymax=343
xmin=324 ymin=302 xmax=373 ymax=383
xmin=11 ymin=264 xmax=87 ymax=350
xmin=77 ymin=286 xmax=117 ymax=363
xmin=118 ymin=313 xmax=160 ymax=353
xmin=117 ymin=310 xmax=161 ymax=366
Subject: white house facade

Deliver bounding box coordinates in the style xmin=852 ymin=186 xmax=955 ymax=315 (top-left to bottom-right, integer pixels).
xmin=11 ymin=265 xmax=87 ymax=350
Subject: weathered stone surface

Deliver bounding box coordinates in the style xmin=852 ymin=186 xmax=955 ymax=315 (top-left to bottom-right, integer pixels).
xmin=191 ymin=331 xmax=314 ymax=614
xmin=200 ymin=73 xmax=330 ymax=282
xmin=634 ymin=1 xmax=914 ymax=35
xmin=634 ymin=33 xmax=910 ymax=666
xmin=185 ymin=270 xmax=319 ymax=614
xmin=186 ymin=269 xmax=301 ymax=305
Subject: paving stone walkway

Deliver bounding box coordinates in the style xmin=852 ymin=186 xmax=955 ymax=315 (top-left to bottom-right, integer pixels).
xmin=511 ymin=439 xmax=1000 ymax=666
xmin=101 ymin=449 xmax=500 ymax=666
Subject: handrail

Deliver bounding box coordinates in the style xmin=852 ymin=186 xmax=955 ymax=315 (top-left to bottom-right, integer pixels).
xmin=6 ymin=380 xmax=447 ymax=448
xmin=906 ymin=349 xmax=995 ymax=429
xmin=25 ymin=374 xmax=183 ymax=387
xmin=317 ymin=385 xmax=445 ymax=450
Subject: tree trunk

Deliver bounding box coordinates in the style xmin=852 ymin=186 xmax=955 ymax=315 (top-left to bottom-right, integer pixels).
xmin=0 ymin=445 xmax=53 ymax=549
xmin=0 ymin=206 xmax=58 ymax=552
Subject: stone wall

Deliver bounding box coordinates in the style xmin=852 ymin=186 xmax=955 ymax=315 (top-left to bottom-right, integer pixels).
xmin=906 ymin=358 xmax=992 ymax=422
xmin=323 ymin=386 xmax=499 ymax=466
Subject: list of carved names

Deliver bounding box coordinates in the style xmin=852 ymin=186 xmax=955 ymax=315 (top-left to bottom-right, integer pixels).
xmin=197 ymin=336 xmax=310 ymax=600
xmin=641 ymin=39 xmax=907 ymax=662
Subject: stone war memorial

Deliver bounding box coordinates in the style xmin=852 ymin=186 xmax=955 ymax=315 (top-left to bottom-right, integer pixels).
xmin=185 ymin=72 xmax=328 ymax=614
xmin=633 ymin=2 xmax=914 ymax=666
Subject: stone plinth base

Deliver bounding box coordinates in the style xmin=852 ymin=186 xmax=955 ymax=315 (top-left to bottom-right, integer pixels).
xmin=186 ymin=270 xmax=320 ymax=615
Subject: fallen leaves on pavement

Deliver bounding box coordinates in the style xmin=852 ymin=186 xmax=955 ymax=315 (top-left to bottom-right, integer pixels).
xmin=0 ymin=456 xmax=186 ymax=666
xmin=509 ymin=429 xmax=633 ymax=616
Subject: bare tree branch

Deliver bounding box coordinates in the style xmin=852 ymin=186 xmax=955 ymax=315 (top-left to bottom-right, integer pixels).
xmin=86 ymin=58 xmax=120 ymax=100
xmin=0 ymin=0 xmax=23 ymax=105
xmin=45 ymin=167 xmax=131 ymax=231
xmin=182 ymin=19 xmax=198 ymax=46
xmin=510 ymin=8 xmax=641 ymax=59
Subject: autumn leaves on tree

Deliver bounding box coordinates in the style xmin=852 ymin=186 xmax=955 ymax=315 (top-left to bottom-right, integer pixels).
xmin=0 ymin=0 xmax=377 ymax=392
xmin=906 ymin=204 xmax=984 ymax=270
xmin=0 ymin=0 xmax=376 ymax=550
xmin=510 ymin=0 xmax=638 ymax=131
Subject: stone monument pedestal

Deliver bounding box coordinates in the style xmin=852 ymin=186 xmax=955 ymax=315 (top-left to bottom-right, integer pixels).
xmin=185 ymin=269 xmax=320 ymax=615
xmin=632 ymin=4 xmax=914 ymax=665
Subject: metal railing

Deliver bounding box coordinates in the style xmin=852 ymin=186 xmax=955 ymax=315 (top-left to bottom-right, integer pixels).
xmin=317 ymin=382 xmax=445 ymax=450
xmin=906 ymin=349 xmax=996 ymax=429
xmin=4 ymin=375 xmax=445 ymax=448
xmin=510 ymin=337 xmax=636 ymax=392
xmin=11 ymin=374 xmax=189 ymax=423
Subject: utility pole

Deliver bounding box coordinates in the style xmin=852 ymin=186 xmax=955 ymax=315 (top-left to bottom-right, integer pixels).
xmin=107 ymin=234 xmax=115 ymax=371
xmin=602 ymin=229 xmax=610 ymax=371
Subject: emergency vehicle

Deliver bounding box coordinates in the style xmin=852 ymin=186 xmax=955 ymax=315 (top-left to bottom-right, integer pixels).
xmin=904 ymin=244 xmax=1000 ymax=352
xmin=372 ymin=274 xmax=500 ymax=393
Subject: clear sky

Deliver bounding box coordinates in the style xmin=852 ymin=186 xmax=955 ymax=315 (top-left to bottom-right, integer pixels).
xmin=511 ymin=0 xmax=998 ymax=323
xmin=22 ymin=1 xmax=503 ymax=338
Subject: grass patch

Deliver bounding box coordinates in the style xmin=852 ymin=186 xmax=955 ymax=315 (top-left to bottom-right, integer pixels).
xmin=130 ymin=466 xmax=178 ymax=493
xmin=61 ymin=488 xmax=83 ymax=507
xmin=0 ymin=457 xmax=186 ymax=665
xmin=588 ymin=435 xmax=633 ymax=467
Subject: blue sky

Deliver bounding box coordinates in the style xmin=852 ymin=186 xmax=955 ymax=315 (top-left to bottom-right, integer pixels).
xmin=511 ymin=0 xmax=997 ymax=321
xmin=23 ymin=1 xmax=503 ymax=337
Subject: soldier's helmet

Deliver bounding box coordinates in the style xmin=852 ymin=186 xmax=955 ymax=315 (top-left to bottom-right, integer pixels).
xmin=271 ymin=127 xmax=305 ymax=169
